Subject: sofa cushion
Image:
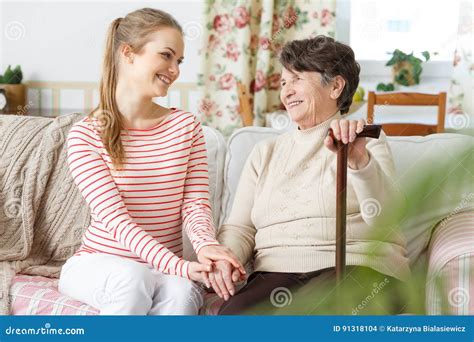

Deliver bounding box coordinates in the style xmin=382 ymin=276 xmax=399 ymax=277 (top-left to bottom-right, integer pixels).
xmin=387 ymin=134 xmax=474 ymax=263
xmin=10 ymin=274 xmax=223 ymax=315
xmin=182 ymin=125 xmax=226 ymax=261
xmin=10 ymin=275 xmax=99 ymax=315
xmin=426 ymin=210 xmax=474 ymax=314
xmin=219 ymin=127 xmax=281 ymax=227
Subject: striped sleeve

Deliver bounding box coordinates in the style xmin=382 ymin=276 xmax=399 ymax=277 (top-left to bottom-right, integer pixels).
xmin=66 ymin=122 xmax=191 ymax=279
xmin=181 ymin=118 xmax=219 ymax=254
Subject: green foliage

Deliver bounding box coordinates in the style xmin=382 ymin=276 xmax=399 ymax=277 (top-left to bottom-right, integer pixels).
xmin=385 ymin=49 xmax=430 ymax=67
xmin=395 ymin=69 xmax=410 ymax=86
xmin=376 ymin=82 xmax=395 ymax=92
xmin=0 ymin=65 xmax=23 ymax=84
xmin=377 ymin=49 xmax=430 ymax=91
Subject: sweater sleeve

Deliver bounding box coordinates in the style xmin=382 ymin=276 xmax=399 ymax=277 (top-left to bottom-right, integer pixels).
xmin=181 ymin=118 xmax=219 ymax=254
xmin=66 ymin=122 xmax=190 ymax=279
xmin=348 ymin=131 xmax=403 ymax=226
xmin=217 ymin=145 xmax=260 ymax=266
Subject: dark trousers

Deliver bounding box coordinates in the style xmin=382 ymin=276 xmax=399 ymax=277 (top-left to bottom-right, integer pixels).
xmin=218 ymin=266 xmax=407 ymax=315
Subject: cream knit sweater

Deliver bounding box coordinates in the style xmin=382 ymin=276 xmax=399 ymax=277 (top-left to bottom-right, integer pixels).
xmin=218 ymin=112 xmax=411 ymax=282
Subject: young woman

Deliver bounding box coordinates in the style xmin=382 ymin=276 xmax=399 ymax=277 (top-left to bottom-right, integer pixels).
xmin=59 ymin=8 xmax=244 ymax=315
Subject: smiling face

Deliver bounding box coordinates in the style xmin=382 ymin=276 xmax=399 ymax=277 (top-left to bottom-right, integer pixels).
xmin=120 ymin=27 xmax=184 ymax=98
xmin=280 ymin=67 xmax=344 ymax=129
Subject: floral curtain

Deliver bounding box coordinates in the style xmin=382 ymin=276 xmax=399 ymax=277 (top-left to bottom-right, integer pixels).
xmin=447 ymin=0 xmax=473 ymax=117
xmin=198 ymin=0 xmax=337 ymax=137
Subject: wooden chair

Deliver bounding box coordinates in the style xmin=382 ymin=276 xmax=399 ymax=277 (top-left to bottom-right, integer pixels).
xmin=236 ymin=81 xmax=254 ymax=126
xmin=367 ymin=91 xmax=447 ymax=136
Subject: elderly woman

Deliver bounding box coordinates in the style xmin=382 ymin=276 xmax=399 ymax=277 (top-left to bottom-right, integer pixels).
xmin=205 ymin=36 xmax=411 ymax=315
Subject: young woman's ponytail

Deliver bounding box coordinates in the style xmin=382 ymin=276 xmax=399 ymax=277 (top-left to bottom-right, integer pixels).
xmin=92 ymin=17 xmax=125 ymax=171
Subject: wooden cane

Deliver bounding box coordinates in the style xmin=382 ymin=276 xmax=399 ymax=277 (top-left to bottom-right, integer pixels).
xmin=327 ymin=125 xmax=382 ymax=287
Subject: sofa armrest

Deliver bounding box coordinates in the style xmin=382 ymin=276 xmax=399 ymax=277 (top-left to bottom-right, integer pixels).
xmin=425 ymin=210 xmax=474 ymax=314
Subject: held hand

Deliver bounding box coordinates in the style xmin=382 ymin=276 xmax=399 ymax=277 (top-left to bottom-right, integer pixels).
xmin=188 ymin=261 xmax=212 ymax=283
xmin=324 ymin=118 xmax=370 ymax=170
xmin=197 ymin=245 xmax=246 ymax=276
xmin=202 ymin=260 xmax=244 ymax=301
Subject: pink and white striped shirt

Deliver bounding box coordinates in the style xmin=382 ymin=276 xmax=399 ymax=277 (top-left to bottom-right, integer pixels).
xmin=66 ymin=109 xmax=219 ymax=279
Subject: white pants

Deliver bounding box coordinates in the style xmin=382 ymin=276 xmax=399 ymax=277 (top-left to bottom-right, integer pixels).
xmin=58 ymin=253 xmax=203 ymax=315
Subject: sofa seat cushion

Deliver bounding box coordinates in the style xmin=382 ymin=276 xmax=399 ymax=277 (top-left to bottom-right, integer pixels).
xmin=10 ymin=275 xmax=224 ymax=315
xmin=10 ymin=275 xmax=99 ymax=315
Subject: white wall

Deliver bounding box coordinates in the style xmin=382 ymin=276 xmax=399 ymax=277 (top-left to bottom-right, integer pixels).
xmin=0 ymin=0 xmax=205 ymax=83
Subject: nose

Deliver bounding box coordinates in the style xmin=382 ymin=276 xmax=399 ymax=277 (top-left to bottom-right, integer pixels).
xmin=168 ymin=61 xmax=179 ymax=77
xmin=282 ymin=85 xmax=296 ymax=102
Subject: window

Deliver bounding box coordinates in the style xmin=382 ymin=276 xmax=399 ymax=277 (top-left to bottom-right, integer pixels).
xmin=337 ymin=0 xmax=460 ymax=77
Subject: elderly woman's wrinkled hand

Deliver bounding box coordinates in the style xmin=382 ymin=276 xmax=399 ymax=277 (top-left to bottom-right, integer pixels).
xmin=324 ymin=118 xmax=370 ymax=170
xmin=201 ymin=260 xmax=245 ymax=301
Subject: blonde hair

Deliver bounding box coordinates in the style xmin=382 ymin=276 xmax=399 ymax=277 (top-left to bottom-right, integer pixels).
xmin=90 ymin=8 xmax=183 ymax=170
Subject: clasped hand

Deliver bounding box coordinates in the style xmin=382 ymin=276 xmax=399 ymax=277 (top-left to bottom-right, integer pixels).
xmin=189 ymin=245 xmax=246 ymax=301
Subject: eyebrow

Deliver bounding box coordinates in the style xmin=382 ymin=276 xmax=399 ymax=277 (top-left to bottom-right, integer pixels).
xmin=164 ymin=47 xmax=176 ymax=55
xmin=280 ymin=72 xmax=299 ymax=82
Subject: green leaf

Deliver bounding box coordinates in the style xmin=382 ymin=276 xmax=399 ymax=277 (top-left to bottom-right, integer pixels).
xmin=376 ymin=82 xmax=394 ymax=92
xmin=2 ymin=64 xmax=22 ymax=84
xmin=376 ymin=83 xmax=387 ymax=91
xmin=386 ymin=49 xmax=410 ymax=65
xmin=407 ymin=55 xmax=421 ymax=65
xmin=386 ymin=56 xmax=397 ymax=66
xmin=395 ymin=69 xmax=410 ymax=86
xmin=422 ymin=51 xmax=430 ymax=61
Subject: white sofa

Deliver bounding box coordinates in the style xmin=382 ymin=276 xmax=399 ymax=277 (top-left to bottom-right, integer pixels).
xmin=8 ymin=118 xmax=474 ymax=315
xmin=194 ymin=126 xmax=474 ymax=315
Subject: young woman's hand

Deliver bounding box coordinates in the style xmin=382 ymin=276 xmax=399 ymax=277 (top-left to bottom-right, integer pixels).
xmin=197 ymin=245 xmax=246 ymax=276
xmin=187 ymin=261 xmax=212 ymax=283
xmin=324 ymin=118 xmax=370 ymax=170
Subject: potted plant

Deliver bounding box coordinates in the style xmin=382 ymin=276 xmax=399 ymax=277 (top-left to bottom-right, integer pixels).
xmin=0 ymin=65 xmax=26 ymax=113
xmin=376 ymin=49 xmax=430 ymax=92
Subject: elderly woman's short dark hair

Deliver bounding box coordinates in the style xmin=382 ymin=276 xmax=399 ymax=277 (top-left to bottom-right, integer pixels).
xmin=279 ymin=36 xmax=360 ymax=114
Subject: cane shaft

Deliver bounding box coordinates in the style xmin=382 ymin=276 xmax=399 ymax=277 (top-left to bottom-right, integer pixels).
xmin=328 ymin=124 xmax=382 ymax=288
xmin=336 ymin=144 xmax=348 ymax=285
